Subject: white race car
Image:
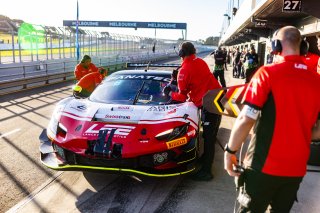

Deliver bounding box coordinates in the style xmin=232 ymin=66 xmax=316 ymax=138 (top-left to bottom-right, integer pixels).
xmin=40 ymin=67 xmax=201 ymax=177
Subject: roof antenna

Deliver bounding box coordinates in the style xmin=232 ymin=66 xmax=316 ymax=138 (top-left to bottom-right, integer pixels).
xmin=145 ymin=61 xmax=151 ymax=72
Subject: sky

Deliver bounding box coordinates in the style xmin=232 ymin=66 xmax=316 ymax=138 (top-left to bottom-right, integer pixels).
xmin=1 ymin=0 xmax=228 ymax=41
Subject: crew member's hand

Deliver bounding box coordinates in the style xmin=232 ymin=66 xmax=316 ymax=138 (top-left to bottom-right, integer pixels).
xmin=73 ymin=91 xmax=84 ymax=99
xmin=163 ymin=85 xmax=172 ymax=96
xmin=224 ymin=152 xmax=240 ymax=177
xmin=172 ymin=69 xmax=178 ymax=80
xmin=99 ymin=67 xmax=107 ymax=75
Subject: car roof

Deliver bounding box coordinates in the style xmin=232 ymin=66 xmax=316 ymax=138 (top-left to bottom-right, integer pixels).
xmin=111 ymin=69 xmax=172 ymax=76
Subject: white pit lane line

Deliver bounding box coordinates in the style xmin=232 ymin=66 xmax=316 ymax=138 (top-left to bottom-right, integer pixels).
xmin=0 ymin=128 xmax=21 ymax=139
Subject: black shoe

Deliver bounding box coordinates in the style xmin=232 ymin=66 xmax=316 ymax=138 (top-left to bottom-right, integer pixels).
xmin=191 ymin=170 xmax=213 ymax=181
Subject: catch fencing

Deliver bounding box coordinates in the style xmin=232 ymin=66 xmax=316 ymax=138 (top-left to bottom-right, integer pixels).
xmin=0 ymin=20 xmax=212 ymax=95
xmin=0 ymin=21 xmax=180 ymax=64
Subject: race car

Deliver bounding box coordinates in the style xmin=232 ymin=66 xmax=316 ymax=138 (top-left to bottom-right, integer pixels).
xmin=39 ymin=67 xmax=202 ymax=177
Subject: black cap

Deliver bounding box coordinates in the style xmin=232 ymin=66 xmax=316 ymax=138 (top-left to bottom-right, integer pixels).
xmin=81 ymin=55 xmax=91 ymax=63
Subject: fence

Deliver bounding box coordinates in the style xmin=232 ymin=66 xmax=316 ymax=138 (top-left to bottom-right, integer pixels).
xmin=0 ymin=20 xmax=213 ymax=95
xmin=0 ymin=21 xmax=182 ymax=64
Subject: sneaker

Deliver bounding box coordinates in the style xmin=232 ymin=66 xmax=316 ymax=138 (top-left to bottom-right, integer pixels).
xmin=191 ymin=169 xmax=214 ymax=181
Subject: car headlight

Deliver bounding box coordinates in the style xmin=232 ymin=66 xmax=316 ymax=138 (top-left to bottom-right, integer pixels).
xmin=47 ymin=105 xmax=64 ymax=138
xmin=155 ymin=123 xmax=189 ymax=141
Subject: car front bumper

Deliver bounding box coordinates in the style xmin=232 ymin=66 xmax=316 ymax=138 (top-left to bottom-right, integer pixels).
xmin=39 ymin=129 xmax=197 ymax=177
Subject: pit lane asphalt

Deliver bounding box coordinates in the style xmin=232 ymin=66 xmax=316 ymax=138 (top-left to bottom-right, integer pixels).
xmin=2 ymin=54 xmax=320 ymax=213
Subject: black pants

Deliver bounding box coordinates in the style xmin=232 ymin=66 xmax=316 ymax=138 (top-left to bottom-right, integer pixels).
xmin=201 ymin=108 xmax=222 ymax=173
xmin=237 ymin=168 xmax=303 ymax=213
xmin=213 ymin=69 xmax=226 ymax=87
xmin=233 ymin=65 xmax=238 ymax=77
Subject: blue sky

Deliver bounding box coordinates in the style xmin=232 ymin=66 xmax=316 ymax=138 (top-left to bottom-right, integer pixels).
xmin=1 ymin=0 xmax=228 ymax=41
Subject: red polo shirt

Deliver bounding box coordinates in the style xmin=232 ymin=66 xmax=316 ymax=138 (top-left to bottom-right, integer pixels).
xmin=243 ymin=55 xmax=320 ymax=177
xmin=303 ymin=52 xmax=319 ymax=72
xmin=171 ymin=54 xmax=221 ymax=107
xmin=74 ymin=63 xmax=99 ymax=80
xmin=76 ymin=72 xmax=104 ymax=93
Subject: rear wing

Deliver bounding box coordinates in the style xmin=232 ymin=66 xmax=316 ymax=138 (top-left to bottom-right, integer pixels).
xmin=126 ymin=63 xmax=181 ymax=69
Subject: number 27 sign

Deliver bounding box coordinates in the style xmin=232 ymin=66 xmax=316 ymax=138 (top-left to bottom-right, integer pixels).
xmin=283 ymin=0 xmax=301 ymax=12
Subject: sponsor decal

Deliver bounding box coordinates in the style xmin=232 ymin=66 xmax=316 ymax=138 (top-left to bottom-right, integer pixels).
xmin=107 ymin=75 xmax=171 ymax=82
xmin=77 ymin=105 xmax=87 ymax=110
xmin=113 ymin=106 xmax=134 ymax=111
xmin=105 ymin=115 xmax=131 ymax=119
xmin=84 ymin=124 xmax=135 ymax=138
xmin=166 ymin=137 xmax=187 ymax=149
xmin=70 ymin=104 xmax=87 ymax=112
xmin=147 ymin=105 xmax=177 ymax=112
xmin=178 ymin=74 xmax=184 ymax=81
xmin=139 ymin=139 xmax=150 ymax=143
xmin=153 ymin=152 xmax=168 ymax=164
xmin=167 ymin=108 xmax=177 ymax=114
xmin=294 ymin=63 xmax=307 ymax=70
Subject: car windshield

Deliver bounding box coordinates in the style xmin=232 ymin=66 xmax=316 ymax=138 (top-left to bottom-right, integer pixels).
xmin=90 ymin=75 xmax=172 ymax=105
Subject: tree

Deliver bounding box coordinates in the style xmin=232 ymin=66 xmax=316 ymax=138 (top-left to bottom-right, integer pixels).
xmin=197 ymin=39 xmax=205 ymax=44
xmin=204 ymin=36 xmax=220 ymax=46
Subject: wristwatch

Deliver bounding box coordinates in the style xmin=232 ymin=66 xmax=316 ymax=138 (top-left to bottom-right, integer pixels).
xmin=224 ymin=144 xmax=237 ymax=154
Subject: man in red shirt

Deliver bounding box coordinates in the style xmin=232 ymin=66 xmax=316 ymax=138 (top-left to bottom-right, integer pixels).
xmin=303 ymin=51 xmax=319 ymax=72
xmin=73 ymin=69 xmax=107 ymax=98
xmin=224 ymin=26 xmax=320 ymax=212
xmin=165 ymin=41 xmax=222 ymax=181
xmin=74 ymin=55 xmax=101 ymax=81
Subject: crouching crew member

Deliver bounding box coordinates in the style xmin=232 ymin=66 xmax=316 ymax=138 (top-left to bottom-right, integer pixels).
xmin=73 ymin=68 xmax=107 ymax=98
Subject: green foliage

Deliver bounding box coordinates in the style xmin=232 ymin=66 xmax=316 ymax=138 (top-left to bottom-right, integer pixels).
xmin=204 ymin=36 xmax=220 ymax=46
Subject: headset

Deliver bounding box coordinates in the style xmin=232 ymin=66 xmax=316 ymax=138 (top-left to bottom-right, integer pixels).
xmin=178 ymin=42 xmax=196 ymax=57
xmin=271 ymin=29 xmax=309 ymax=55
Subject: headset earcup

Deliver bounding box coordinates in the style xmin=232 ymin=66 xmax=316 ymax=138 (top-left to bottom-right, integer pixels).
xmin=271 ymin=39 xmax=282 ymax=54
xmin=178 ymin=49 xmax=185 ymax=57
xmin=300 ymin=39 xmax=309 ymax=56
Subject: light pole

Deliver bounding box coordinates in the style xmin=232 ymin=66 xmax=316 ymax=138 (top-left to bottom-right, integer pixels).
xmin=224 ymin=14 xmax=231 ymax=26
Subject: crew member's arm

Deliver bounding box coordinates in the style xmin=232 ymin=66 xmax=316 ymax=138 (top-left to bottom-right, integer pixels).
xmin=224 ymin=66 xmax=270 ymax=177
xmin=171 ymin=67 xmax=188 ymax=102
xmin=312 ymin=118 xmax=320 ymax=140
xmin=224 ymin=105 xmax=258 ymax=177
xmin=74 ymin=65 xmax=82 ymax=81
xmin=90 ymin=63 xmax=99 ymax=73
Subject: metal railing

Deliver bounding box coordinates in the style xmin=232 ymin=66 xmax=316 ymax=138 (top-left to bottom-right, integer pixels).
xmin=0 ymin=44 xmax=214 ymax=95
xmin=0 ymin=21 xmax=213 ymax=95
xmin=0 ymin=23 xmax=180 ymax=64
xmin=0 ymin=53 xmax=160 ymax=95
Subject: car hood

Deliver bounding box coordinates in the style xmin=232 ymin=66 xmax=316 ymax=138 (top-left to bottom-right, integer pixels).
xmin=59 ymin=98 xmax=198 ymax=128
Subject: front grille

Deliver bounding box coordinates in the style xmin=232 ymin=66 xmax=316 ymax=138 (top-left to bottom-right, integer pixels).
xmin=63 ymin=148 xmax=177 ymax=169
